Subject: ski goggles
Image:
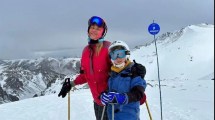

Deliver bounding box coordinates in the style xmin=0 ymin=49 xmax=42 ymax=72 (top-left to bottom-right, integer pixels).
xmin=109 ymin=50 xmax=127 ymax=60
xmin=88 ymin=16 xmax=105 ymax=27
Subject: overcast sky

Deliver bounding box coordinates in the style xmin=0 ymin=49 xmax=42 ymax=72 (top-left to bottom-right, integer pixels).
xmin=0 ymin=0 xmax=214 ymax=60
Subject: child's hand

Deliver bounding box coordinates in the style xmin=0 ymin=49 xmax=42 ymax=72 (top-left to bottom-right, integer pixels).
xmin=108 ymin=92 xmax=128 ymax=105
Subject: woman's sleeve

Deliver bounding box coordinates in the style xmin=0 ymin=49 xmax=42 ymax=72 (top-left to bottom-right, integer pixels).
xmin=73 ymin=68 xmax=87 ymax=85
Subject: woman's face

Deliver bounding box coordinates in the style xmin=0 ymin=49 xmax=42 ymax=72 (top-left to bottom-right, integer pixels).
xmin=88 ymin=25 xmax=104 ymax=40
xmin=113 ymin=57 xmax=126 ymax=65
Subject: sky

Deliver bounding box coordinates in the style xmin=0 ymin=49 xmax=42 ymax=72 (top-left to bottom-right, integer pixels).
xmin=0 ymin=0 xmax=214 ymax=60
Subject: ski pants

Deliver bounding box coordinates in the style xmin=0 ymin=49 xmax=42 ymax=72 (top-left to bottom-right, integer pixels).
xmin=94 ymin=102 xmax=108 ymax=120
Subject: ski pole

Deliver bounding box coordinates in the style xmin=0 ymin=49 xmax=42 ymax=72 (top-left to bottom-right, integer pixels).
xmin=68 ymin=92 xmax=70 ymax=120
xmin=101 ymin=105 xmax=106 ymax=120
xmin=145 ymin=100 xmax=152 ymax=120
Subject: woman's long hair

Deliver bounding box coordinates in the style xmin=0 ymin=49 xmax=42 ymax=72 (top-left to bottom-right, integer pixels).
xmin=95 ymin=42 xmax=103 ymax=56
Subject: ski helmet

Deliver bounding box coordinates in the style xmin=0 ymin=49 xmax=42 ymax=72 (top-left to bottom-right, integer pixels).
xmin=109 ymin=41 xmax=130 ymax=60
xmin=88 ymin=16 xmax=108 ymax=39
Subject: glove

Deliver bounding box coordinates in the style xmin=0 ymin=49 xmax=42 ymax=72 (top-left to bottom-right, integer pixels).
xmin=108 ymin=92 xmax=128 ymax=105
xmin=58 ymin=77 xmax=75 ymax=98
xmin=131 ymin=60 xmax=146 ymax=79
xmin=100 ymin=92 xmax=109 ymax=106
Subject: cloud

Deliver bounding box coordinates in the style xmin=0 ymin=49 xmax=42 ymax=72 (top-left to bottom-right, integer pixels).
xmin=0 ymin=0 xmax=213 ymax=59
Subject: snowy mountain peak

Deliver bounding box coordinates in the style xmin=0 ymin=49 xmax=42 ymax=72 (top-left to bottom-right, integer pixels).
xmin=131 ymin=24 xmax=214 ymax=80
xmin=0 ymin=57 xmax=80 ymax=104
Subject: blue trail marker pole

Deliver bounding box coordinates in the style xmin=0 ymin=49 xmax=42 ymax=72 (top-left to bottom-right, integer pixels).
xmin=148 ymin=20 xmax=163 ymax=120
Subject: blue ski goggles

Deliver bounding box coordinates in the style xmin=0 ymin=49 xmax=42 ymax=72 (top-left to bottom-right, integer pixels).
xmin=109 ymin=50 xmax=127 ymax=60
xmin=88 ymin=16 xmax=105 ymax=27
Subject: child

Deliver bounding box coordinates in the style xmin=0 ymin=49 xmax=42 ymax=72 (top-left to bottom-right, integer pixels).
xmin=100 ymin=41 xmax=147 ymax=120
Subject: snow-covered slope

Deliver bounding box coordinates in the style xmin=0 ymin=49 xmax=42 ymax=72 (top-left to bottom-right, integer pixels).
xmin=0 ymin=80 xmax=213 ymax=120
xmin=131 ymin=24 xmax=214 ymax=80
xmin=0 ymin=24 xmax=214 ymax=120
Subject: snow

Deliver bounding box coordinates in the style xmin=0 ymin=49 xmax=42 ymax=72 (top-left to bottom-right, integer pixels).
xmin=0 ymin=80 xmax=213 ymax=120
xmin=0 ymin=66 xmax=3 ymax=73
xmin=131 ymin=24 xmax=214 ymax=80
xmin=0 ymin=66 xmax=6 ymax=87
xmin=0 ymin=90 xmax=95 ymax=120
xmin=0 ymin=24 xmax=214 ymax=120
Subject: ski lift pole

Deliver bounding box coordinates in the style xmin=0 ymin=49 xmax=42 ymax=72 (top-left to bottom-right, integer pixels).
xmin=148 ymin=20 xmax=163 ymax=120
xmin=68 ymin=92 xmax=70 ymax=120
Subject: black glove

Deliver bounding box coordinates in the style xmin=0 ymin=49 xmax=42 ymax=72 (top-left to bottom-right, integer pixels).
xmin=58 ymin=78 xmax=74 ymax=98
xmin=131 ymin=60 xmax=146 ymax=79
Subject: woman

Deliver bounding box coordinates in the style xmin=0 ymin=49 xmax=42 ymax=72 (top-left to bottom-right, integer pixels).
xmin=58 ymin=16 xmax=111 ymax=120
xmin=100 ymin=41 xmax=147 ymax=120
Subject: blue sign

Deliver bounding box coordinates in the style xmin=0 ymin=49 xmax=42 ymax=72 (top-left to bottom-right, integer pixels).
xmin=148 ymin=23 xmax=160 ymax=35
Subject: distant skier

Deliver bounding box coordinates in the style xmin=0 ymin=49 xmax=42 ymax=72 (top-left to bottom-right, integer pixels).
xmin=58 ymin=16 xmax=111 ymax=120
xmin=100 ymin=41 xmax=147 ymax=120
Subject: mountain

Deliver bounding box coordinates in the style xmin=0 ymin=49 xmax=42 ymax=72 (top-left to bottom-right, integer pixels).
xmin=0 ymin=24 xmax=214 ymax=120
xmin=132 ymin=23 xmax=214 ymax=81
xmin=0 ymin=60 xmax=6 ymax=65
xmin=0 ymin=57 xmax=80 ymax=104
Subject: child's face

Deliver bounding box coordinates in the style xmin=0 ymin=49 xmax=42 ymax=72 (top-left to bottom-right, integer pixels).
xmin=113 ymin=57 xmax=126 ymax=65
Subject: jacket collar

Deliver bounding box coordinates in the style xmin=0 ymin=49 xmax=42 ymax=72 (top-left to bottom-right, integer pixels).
xmin=111 ymin=60 xmax=132 ymax=73
xmin=88 ymin=38 xmax=104 ymax=44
